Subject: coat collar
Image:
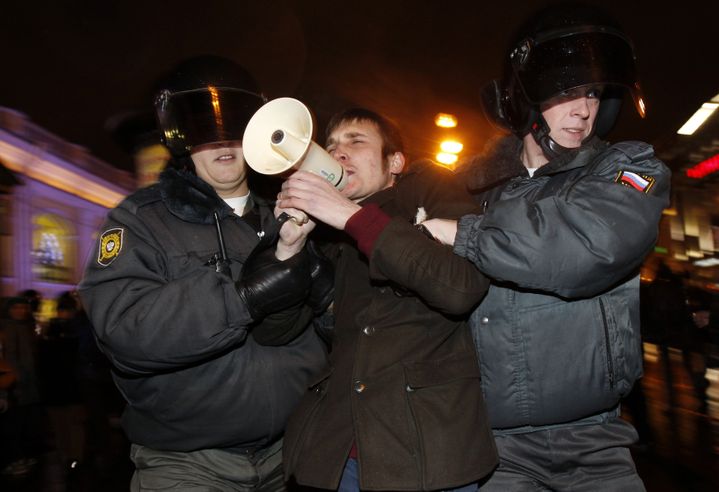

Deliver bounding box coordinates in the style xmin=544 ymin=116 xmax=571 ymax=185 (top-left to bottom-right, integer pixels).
xmin=459 ymin=135 xmax=608 ymax=192
xmin=158 ymin=168 xmax=238 ymax=224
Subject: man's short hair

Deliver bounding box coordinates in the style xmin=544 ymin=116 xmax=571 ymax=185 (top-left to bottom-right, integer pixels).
xmin=325 ymin=108 xmax=404 ymax=158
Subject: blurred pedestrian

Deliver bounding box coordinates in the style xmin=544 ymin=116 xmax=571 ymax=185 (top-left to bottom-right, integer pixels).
xmin=38 ymin=291 xmax=86 ymax=475
xmin=19 ymin=288 xmax=44 ymax=336
xmin=0 ymin=297 xmax=43 ymax=476
xmin=0 ymin=335 xmax=15 ymax=476
xmin=641 ymin=263 xmax=691 ymax=409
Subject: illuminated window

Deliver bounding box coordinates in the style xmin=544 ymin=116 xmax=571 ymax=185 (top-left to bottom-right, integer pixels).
xmin=31 ymin=213 xmax=75 ymax=283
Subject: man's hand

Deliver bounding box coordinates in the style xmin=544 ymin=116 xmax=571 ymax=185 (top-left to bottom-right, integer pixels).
xmin=420 ymin=218 xmax=458 ymax=246
xmin=277 ymin=170 xmax=361 ymax=230
xmin=275 ymin=205 xmax=316 ymax=261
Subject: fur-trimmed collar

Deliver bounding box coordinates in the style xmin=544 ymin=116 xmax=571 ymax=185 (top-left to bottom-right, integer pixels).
xmin=458 ymin=136 xmax=527 ymax=193
xmin=158 ymin=168 xmax=235 ymax=224
xmin=458 ymin=135 xmax=608 ymax=192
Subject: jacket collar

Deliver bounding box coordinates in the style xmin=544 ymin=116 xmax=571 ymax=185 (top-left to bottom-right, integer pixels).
xmin=158 ymin=168 xmax=238 ymax=224
xmin=460 ymin=136 xmax=527 ymax=193
xmin=535 ymin=136 xmax=608 ymax=177
xmin=460 ymin=135 xmax=608 ymax=191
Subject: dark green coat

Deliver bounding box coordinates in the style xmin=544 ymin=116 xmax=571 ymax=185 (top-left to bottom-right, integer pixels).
xmin=283 ymin=162 xmax=498 ymax=491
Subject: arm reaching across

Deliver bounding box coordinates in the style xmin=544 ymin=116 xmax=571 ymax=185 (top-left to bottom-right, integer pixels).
xmin=419 ymin=218 xmax=458 ymax=246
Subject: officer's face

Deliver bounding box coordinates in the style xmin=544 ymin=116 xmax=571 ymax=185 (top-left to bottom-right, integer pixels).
xmin=325 ymin=120 xmax=404 ymax=203
xmin=540 ymin=86 xmax=602 ymax=149
xmin=190 ymin=141 xmax=249 ymax=198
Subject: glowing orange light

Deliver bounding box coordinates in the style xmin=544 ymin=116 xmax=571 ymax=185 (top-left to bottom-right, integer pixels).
xmin=434 ymin=113 xmax=457 ymax=128
xmin=436 ymin=152 xmax=458 ymax=165
xmin=208 ymin=86 xmax=223 ymax=131
xmin=440 ymin=140 xmax=463 ymax=153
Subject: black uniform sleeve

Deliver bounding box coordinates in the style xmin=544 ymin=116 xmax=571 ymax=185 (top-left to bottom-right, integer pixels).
xmin=78 ymin=206 xmax=254 ymax=376
xmin=454 ymin=141 xmax=671 ymax=298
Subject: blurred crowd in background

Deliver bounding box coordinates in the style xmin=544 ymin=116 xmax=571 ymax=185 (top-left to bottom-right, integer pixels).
xmin=0 ymin=289 xmax=127 ymax=488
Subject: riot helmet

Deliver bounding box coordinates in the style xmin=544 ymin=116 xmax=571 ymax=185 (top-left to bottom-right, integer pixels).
xmin=154 ymin=55 xmax=266 ymax=158
xmin=481 ymin=5 xmax=645 ymax=157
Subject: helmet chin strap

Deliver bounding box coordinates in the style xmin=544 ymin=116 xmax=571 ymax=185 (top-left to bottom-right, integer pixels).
xmin=528 ymin=114 xmax=593 ymax=160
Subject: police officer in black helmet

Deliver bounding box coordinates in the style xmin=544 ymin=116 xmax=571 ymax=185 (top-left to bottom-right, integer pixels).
xmin=79 ymin=55 xmax=329 ymax=491
xmin=422 ymin=5 xmax=671 ymax=490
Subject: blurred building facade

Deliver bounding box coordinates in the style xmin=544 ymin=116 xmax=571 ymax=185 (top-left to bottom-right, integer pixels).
xmin=649 ymin=96 xmax=719 ymax=291
xmin=0 ymin=107 xmax=134 ymax=305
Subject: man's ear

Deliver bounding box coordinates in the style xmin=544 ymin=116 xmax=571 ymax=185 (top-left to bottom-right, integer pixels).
xmin=389 ymin=152 xmax=406 ymax=175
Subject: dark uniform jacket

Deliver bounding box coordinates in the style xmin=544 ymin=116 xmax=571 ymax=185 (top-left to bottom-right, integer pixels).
xmin=453 ymin=136 xmax=670 ymax=432
xmin=283 ymin=162 xmax=498 ymax=491
xmin=79 ymin=168 xmax=327 ymax=452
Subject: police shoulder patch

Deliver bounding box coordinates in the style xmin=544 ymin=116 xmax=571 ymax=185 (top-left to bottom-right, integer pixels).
xmin=614 ymin=170 xmax=655 ymax=194
xmin=98 ymin=228 xmax=124 ymax=266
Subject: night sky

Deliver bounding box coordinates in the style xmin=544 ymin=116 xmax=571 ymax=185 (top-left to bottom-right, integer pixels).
xmin=2 ymin=0 xmax=717 ymax=172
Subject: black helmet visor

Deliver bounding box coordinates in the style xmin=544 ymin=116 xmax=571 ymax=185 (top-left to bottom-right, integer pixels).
xmin=156 ymin=87 xmax=264 ymax=152
xmin=513 ymin=28 xmax=644 ymax=115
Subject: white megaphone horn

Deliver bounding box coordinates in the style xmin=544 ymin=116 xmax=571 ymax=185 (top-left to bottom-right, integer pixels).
xmin=242 ymin=97 xmax=347 ymax=190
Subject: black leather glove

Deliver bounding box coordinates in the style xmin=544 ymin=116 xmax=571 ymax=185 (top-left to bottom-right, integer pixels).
xmin=251 ymin=305 xmax=315 ymax=346
xmin=306 ymin=241 xmax=335 ymax=315
xmin=237 ymin=247 xmax=311 ymax=320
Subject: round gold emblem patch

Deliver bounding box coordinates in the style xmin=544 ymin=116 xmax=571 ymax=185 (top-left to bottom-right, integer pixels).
xmin=98 ymin=228 xmax=124 ymax=266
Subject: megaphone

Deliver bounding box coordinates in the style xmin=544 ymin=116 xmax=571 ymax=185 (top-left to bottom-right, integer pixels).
xmin=242 ymin=97 xmax=347 ymax=190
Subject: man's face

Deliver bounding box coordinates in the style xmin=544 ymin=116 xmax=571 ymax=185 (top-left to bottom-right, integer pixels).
xmin=539 ymin=86 xmax=603 ymax=149
xmin=325 ymin=120 xmax=402 ymax=203
xmin=190 ymin=140 xmax=249 ymax=198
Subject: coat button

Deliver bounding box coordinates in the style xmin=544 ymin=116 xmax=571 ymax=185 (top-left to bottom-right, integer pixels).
xmin=353 ymin=380 xmax=366 ymax=393
xmin=480 ymin=316 xmax=489 ymax=325
xmin=363 ymin=325 xmax=375 ymax=336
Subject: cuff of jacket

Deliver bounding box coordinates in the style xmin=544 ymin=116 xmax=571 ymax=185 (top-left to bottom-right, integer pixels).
xmin=345 ymin=203 xmax=392 ymax=256
xmin=453 ymin=214 xmax=484 ymax=261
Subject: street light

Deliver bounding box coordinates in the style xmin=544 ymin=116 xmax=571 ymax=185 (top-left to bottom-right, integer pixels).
xmin=435 ymin=152 xmax=458 ymax=165
xmin=434 ymin=113 xmax=457 ymax=128
xmin=434 ymin=113 xmax=463 ymax=167
xmin=440 ymin=140 xmax=463 ymax=153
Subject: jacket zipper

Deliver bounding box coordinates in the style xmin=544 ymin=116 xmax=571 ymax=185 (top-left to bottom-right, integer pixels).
xmin=598 ymin=298 xmax=615 ymax=389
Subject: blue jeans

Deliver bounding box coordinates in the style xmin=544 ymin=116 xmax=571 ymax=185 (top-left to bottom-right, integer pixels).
xmin=338 ymin=458 xmax=478 ymax=492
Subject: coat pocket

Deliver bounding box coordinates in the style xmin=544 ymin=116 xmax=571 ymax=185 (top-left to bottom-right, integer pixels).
xmin=282 ymin=367 xmax=333 ymax=479
xmin=404 ymin=351 xmax=481 ymax=390
xmin=402 ymin=352 xmax=490 ymax=489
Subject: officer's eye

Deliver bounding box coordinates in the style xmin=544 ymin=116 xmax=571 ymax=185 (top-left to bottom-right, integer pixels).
xmin=586 ymin=88 xmax=602 ymax=99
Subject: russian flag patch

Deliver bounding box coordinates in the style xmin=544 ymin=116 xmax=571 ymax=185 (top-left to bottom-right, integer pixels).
xmin=615 ymin=170 xmax=655 ymax=194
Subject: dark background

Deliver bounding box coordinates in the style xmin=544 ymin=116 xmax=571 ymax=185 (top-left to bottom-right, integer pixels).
xmin=2 ymin=0 xmax=717 ymax=170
